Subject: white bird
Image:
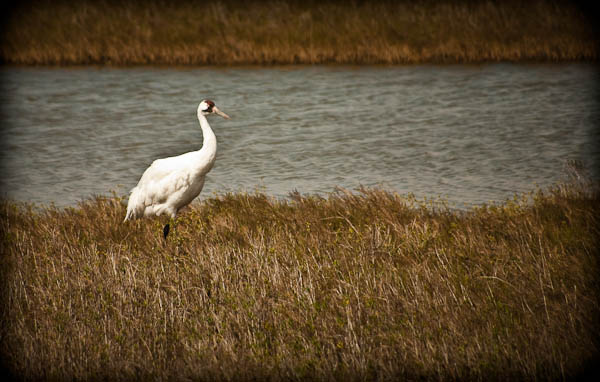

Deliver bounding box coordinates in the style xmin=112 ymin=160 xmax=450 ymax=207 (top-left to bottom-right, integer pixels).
xmin=124 ymin=99 xmax=230 ymax=239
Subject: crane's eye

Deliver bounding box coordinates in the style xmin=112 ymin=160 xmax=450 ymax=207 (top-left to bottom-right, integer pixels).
xmin=202 ymin=100 xmax=215 ymax=112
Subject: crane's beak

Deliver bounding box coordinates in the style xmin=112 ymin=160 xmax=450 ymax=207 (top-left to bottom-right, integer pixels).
xmin=213 ymin=107 xmax=230 ymax=119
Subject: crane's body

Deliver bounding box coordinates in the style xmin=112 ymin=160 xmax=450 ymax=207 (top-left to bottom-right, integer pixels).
xmin=124 ymin=100 xmax=229 ymax=237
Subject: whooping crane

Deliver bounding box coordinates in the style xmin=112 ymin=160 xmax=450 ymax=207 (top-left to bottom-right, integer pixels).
xmin=123 ymin=99 xmax=230 ymax=239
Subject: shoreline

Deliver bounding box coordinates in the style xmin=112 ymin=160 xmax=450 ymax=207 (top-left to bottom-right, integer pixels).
xmin=2 ymin=58 xmax=599 ymax=69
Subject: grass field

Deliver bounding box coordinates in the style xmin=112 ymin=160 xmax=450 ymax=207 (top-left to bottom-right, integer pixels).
xmin=1 ymin=0 xmax=597 ymax=65
xmin=1 ymin=179 xmax=599 ymax=380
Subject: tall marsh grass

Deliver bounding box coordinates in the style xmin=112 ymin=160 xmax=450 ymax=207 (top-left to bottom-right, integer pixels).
xmin=1 ymin=0 xmax=597 ymax=65
xmin=1 ymin=182 xmax=599 ymax=380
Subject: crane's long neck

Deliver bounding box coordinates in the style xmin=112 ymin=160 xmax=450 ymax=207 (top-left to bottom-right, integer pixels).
xmin=198 ymin=112 xmax=217 ymax=151
xmin=196 ymin=112 xmax=217 ymax=171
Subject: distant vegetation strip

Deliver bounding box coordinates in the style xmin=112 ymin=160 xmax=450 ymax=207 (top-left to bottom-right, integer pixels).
xmin=1 ymin=180 xmax=599 ymax=380
xmin=1 ymin=0 xmax=596 ymax=65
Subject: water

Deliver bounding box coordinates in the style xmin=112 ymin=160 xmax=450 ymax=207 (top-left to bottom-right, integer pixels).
xmin=1 ymin=64 xmax=598 ymax=209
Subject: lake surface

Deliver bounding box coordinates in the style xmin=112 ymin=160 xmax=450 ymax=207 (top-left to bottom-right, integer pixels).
xmin=1 ymin=64 xmax=598 ymax=209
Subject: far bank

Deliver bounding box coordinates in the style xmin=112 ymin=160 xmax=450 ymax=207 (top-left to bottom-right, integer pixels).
xmin=1 ymin=0 xmax=597 ymax=66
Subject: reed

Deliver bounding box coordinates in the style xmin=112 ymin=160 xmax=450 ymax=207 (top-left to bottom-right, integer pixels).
xmin=1 ymin=180 xmax=599 ymax=380
xmin=1 ymin=0 xmax=596 ymax=65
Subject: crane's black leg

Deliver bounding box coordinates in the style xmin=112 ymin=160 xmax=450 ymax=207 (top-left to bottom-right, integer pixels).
xmin=163 ymin=223 xmax=170 ymax=240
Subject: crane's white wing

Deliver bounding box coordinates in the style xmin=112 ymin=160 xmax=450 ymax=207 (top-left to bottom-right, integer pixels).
xmin=124 ymin=151 xmax=208 ymax=220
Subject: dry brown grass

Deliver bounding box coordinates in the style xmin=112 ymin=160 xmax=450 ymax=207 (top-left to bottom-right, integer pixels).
xmin=1 ymin=181 xmax=599 ymax=380
xmin=0 ymin=0 xmax=597 ymax=65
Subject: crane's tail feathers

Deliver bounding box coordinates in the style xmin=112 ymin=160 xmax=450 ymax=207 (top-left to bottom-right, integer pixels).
xmin=123 ymin=187 xmax=144 ymax=222
xmin=123 ymin=210 xmax=134 ymax=222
